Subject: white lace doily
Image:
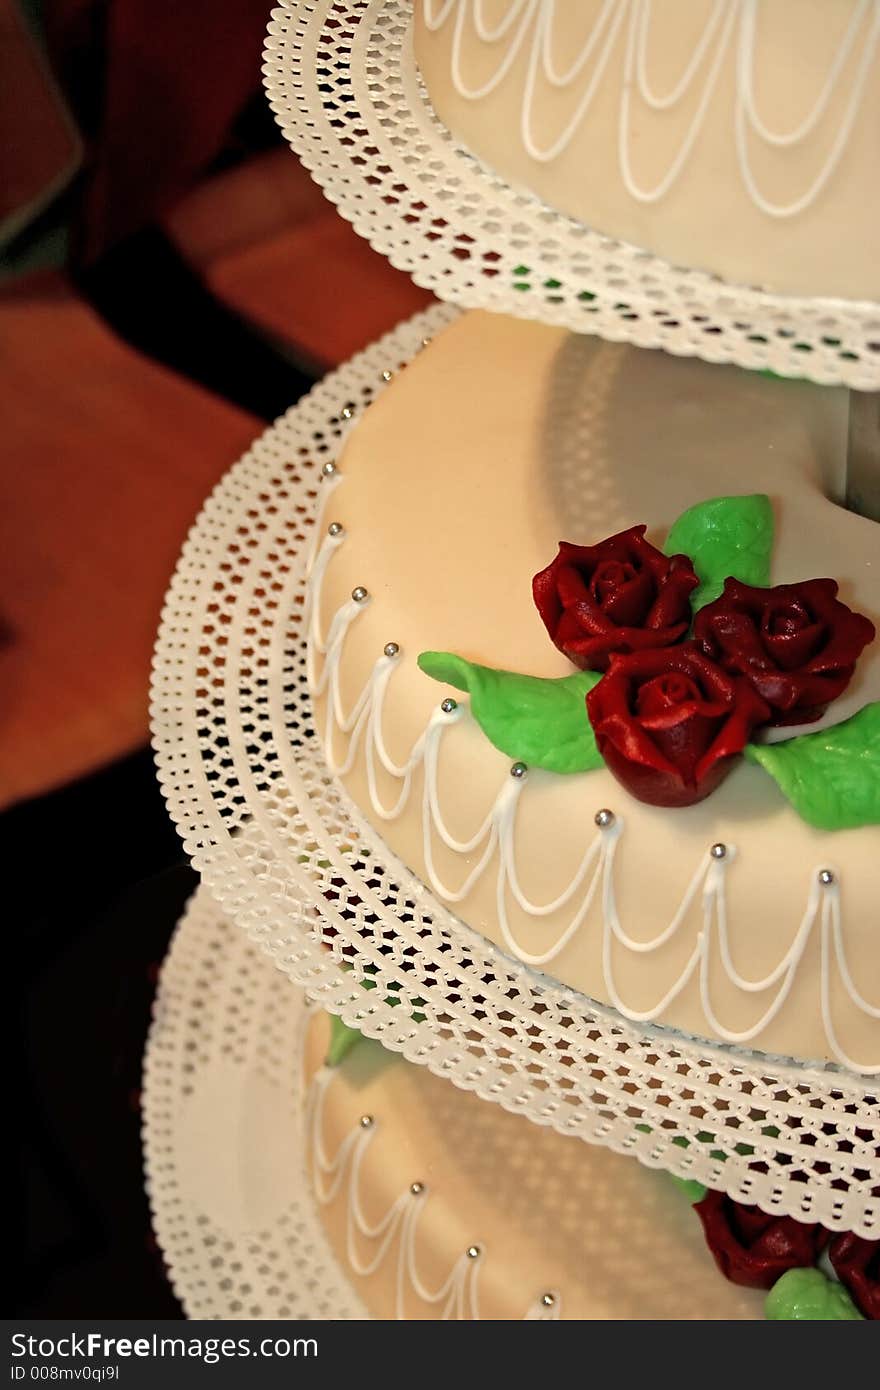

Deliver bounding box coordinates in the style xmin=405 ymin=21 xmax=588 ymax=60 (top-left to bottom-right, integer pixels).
xmin=262 ymin=0 xmax=880 ymax=391
xmin=150 ymin=305 xmax=878 ymax=1238
xmin=144 ymin=887 xmax=764 ymax=1321
xmin=142 ymin=884 xmax=369 ymax=1319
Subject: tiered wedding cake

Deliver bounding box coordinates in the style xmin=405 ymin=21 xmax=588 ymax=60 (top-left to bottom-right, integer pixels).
xmin=149 ymin=0 xmax=879 ymax=1321
xmin=295 ymin=0 xmax=878 ymax=1319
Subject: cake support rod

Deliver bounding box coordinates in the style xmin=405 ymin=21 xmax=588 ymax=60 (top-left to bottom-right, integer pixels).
xmin=844 ymin=390 xmax=880 ymax=521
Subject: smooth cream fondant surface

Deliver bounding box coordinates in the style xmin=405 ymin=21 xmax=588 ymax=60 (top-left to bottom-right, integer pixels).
xmin=303 ymin=1014 xmax=764 ymax=1319
xmin=414 ymin=0 xmax=880 ymax=299
xmin=312 ymin=311 xmax=879 ymax=1067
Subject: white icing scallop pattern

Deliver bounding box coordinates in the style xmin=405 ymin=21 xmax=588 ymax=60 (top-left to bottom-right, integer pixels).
xmin=422 ymin=0 xmax=880 ymax=218
xmin=306 ymin=481 xmax=879 ymax=1075
xmin=307 ymin=1065 xmax=561 ymax=1319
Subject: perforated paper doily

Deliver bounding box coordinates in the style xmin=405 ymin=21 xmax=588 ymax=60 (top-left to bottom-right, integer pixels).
xmin=142 ymin=884 xmax=368 ymax=1320
xmin=143 ymin=885 xmax=768 ymax=1322
xmin=150 ymin=304 xmax=879 ymax=1237
xmin=262 ymin=0 xmax=880 ymax=391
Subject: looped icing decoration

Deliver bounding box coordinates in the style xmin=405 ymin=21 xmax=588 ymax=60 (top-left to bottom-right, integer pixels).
xmin=308 ymin=1066 xmax=561 ymax=1319
xmin=263 ymin=0 xmax=880 ymax=388
xmin=423 ymin=0 xmax=880 ymax=217
xmin=305 ymin=502 xmax=879 ymax=1075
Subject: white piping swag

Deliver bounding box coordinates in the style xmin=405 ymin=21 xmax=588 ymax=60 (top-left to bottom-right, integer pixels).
xmin=307 ymin=1065 xmax=562 ymax=1319
xmin=422 ymin=0 xmax=880 ymax=218
xmin=305 ymin=486 xmax=879 ymax=1075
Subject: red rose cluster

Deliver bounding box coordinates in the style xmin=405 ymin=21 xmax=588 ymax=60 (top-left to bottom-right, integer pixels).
xmin=694 ymin=1189 xmax=879 ymax=1318
xmin=532 ymin=527 xmax=875 ymax=808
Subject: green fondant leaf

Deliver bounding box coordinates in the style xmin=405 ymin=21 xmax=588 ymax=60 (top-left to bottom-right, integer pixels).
xmin=765 ymin=1268 xmax=863 ymax=1321
xmin=417 ymin=651 xmax=602 ymax=774
xmin=326 ymin=1014 xmax=363 ymax=1067
xmin=664 ymin=494 xmax=774 ymax=611
xmin=669 ymin=1175 xmax=708 ymax=1205
xmin=745 ymin=702 xmax=880 ymax=830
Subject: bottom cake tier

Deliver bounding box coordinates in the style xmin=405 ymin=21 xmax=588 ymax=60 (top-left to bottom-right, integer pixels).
xmin=302 ymin=1012 xmax=764 ymax=1320
xmin=142 ymin=883 xmax=876 ymax=1320
xmin=302 ymin=1015 xmax=876 ymax=1320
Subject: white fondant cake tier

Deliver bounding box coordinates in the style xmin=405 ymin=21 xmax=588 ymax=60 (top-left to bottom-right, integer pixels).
xmin=414 ymin=0 xmax=880 ymax=299
xmin=307 ymin=309 xmax=879 ymax=1070
xmin=303 ymin=1013 xmax=764 ymax=1319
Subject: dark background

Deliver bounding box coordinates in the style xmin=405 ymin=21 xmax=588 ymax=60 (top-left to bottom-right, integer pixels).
xmin=6 ymin=2 xmax=318 ymax=1313
xmin=12 ymin=149 xmax=317 ymax=1317
xmin=14 ymin=753 xmax=197 ymax=1317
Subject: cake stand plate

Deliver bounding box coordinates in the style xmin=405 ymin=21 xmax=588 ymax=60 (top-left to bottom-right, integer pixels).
xmin=150 ymin=304 xmax=879 ymax=1238
xmin=263 ymin=0 xmax=880 ymax=391
xmin=144 ymin=884 xmax=765 ymax=1320
xmin=142 ymin=883 xmax=369 ymax=1320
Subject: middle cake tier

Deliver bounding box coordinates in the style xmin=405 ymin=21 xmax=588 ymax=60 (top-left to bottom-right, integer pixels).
xmin=307 ymin=309 xmax=879 ymax=1072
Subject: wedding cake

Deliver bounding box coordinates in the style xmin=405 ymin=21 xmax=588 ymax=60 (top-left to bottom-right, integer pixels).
xmin=149 ymin=0 xmax=880 ymax=1322
xmin=295 ymin=0 xmax=879 ymax=1318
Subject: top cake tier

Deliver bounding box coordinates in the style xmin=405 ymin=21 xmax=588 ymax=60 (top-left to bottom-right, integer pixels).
xmin=415 ymin=0 xmax=880 ymax=300
xmin=264 ymin=0 xmax=880 ymax=383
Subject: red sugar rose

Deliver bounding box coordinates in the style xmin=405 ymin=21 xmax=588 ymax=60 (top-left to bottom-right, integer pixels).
xmin=586 ymin=644 xmax=770 ymax=808
xmin=532 ymin=527 xmax=698 ymax=672
xmin=695 ymin=1190 xmax=829 ymax=1290
xmin=828 ymin=1233 xmax=880 ymax=1320
xmin=693 ymin=577 xmax=875 ymax=727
